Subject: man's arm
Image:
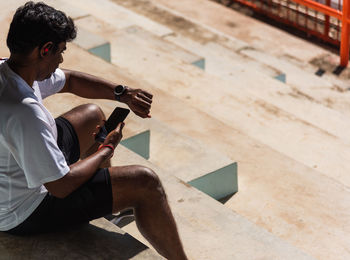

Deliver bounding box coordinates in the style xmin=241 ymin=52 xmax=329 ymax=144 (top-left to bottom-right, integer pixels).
xmin=44 ymin=122 xmax=124 ymax=198
xmin=45 ymin=145 xmax=113 ymax=198
xmin=60 ymin=69 xmax=153 ymax=118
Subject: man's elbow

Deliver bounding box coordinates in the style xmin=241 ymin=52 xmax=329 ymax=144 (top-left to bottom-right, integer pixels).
xmin=44 ymin=176 xmax=72 ymax=199
xmin=49 ymin=190 xmax=69 ymax=199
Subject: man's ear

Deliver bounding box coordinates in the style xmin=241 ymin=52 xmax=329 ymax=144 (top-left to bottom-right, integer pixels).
xmin=40 ymin=42 xmax=53 ymax=57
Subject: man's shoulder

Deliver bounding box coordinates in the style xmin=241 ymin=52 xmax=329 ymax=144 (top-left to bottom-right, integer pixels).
xmin=0 ymin=98 xmax=40 ymax=121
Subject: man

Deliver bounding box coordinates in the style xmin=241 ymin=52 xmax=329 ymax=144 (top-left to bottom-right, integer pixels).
xmin=0 ymin=2 xmax=187 ymax=259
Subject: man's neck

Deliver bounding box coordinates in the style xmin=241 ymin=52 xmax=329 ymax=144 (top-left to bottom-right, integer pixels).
xmin=7 ymin=55 xmax=37 ymax=87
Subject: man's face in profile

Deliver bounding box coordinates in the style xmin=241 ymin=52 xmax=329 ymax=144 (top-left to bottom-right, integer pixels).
xmin=39 ymin=42 xmax=66 ymax=81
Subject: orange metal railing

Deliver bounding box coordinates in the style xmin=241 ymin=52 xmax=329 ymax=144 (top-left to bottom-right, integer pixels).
xmin=221 ymin=0 xmax=350 ymax=66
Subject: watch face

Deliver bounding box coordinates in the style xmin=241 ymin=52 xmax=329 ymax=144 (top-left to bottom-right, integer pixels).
xmin=115 ymin=85 xmax=125 ymax=95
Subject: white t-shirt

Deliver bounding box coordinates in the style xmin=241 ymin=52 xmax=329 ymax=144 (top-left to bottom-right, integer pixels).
xmin=0 ymin=60 xmax=70 ymax=231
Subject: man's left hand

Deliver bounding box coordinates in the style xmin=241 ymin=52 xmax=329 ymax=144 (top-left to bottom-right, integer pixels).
xmin=121 ymin=87 xmax=153 ymax=118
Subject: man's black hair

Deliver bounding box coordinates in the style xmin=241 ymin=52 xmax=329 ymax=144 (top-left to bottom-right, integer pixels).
xmin=7 ymin=1 xmax=77 ymax=54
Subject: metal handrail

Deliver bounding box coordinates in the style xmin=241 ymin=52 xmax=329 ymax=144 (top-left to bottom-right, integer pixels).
xmin=223 ymin=0 xmax=350 ymax=67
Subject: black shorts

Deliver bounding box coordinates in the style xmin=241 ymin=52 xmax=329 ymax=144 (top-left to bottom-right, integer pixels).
xmin=6 ymin=116 xmax=113 ymax=236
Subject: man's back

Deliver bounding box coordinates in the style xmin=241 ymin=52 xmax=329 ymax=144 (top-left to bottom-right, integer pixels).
xmin=0 ymin=60 xmax=69 ymax=231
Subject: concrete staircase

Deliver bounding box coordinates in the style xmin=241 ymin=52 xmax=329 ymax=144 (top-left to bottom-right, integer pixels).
xmin=114 ymin=0 xmax=350 ymax=116
xmin=70 ymin=12 xmax=350 ymax=188
xmin=1 ymin=0 xmax=350 ymax=259
xmin=54 ymin=41 xmax=349 ymax=260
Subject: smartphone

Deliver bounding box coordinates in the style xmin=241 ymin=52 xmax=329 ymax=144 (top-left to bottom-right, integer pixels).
xmin=95 ymin=107 xmax=130 ymax=143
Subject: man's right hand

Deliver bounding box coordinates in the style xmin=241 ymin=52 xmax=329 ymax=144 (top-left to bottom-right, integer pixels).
xmin=103 ymin=122 xmax=125 ymax=148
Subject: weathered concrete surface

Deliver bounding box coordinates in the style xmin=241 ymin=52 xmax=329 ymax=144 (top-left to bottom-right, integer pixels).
xmin=0 ymin=39 xmax=316 ymax=259
xmin=57 ymin=43 xmax=350 ymax=260
xmin=0 ymin=218 xmax=163 ymax=259
xmin=55 ymin=0 xmax=172 ymax=37
xmin=75 ymin=17 xmax=204 ymax=68
xmin=129 ymin=117 xmax=235 ymax=183
xmin=146 ymin=0 xmax=330 ymax=63
xmin=114 ymin=0 xmax=350 ymax=116
xmin=77 ymin=21 xmax=350 ymax=188
xmin=1 ymin=2 xmax=350 ymax=259
xmin=164 ymin=34 xmax=281 ymax=80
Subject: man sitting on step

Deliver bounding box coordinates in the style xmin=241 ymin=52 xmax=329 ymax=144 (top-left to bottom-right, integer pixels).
xmin=0 ymin=2 xmax=187 ymax=259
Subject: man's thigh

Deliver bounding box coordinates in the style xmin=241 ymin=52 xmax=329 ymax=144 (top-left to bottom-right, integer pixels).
xmin=55 ymin=116 xmax=80 ymax=164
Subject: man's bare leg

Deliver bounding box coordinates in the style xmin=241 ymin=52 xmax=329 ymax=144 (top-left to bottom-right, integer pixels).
xmin=109 ymin=165 xmax=188 ymax=260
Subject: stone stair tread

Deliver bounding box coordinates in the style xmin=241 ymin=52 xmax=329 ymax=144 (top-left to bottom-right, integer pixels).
xmin=60 ymin=0 xmax=172 ymax=37
xmin=129 ymin=116 xmax=234 ymax=181
xmin=73 ymin=26 xmax=108 ymax=50
xmin=112 ymin=0 xmax=250 ymax=52
xmin=75 ymin=16 xmax=203 ymax=66
xmin=0 ymin=218 xmax=162 ymax=259
xmin=165 ymin=33 xmax=281 ymax=77
xmin=240 ymin=48 xmax=350 ymax=117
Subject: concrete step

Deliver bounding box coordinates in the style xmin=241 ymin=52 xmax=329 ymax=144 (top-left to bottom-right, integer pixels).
xmin=165 ymin=33 xmax=282 ymax=79
xmin=0 ymin=218 xmax=163 ymax=259
xmin=56 ymin=0 xmax=172 ymax=37
xmin=73 ymin=27 xmax=111 ymax=62
xmin=128 ymin=116 xmax=238 ymax=200
xmin=240 ymin=48 xmax=350 ymax=117
xmin=73 ymin=19 xmax=350 ymax=188
xmin=111 ymin=0 xmax=250 ymax=53
xmin=111 ymin=145 xmax=314 ymax=260
xmin=60 ymin=42 xmax=350 ymax=260
xmin=74 ymin=15 xmax=205 ymax=69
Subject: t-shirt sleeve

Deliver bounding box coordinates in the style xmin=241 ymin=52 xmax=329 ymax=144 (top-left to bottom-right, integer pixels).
xmin=37 ymin=68 xmax=66 ymax=99
xmin=5 ymin=104 xmax=70 ymax=188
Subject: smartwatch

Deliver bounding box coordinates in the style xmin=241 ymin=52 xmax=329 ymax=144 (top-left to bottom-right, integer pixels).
xmin=114 ymin=85 xmax=126 ymax=101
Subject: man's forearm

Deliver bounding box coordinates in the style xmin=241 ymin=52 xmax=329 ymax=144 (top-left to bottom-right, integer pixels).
xmin=62 ymin=69 xmax=116 ymax=100
xmin=61 ymin=69 xmax=153 ymax=118
xmin=44 ymin=147 xmax=113 ymax=198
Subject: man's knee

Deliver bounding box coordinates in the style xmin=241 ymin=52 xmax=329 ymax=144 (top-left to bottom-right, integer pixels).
xmin=110 ymin=165 xmax=165 ymax=198
xmin=81 ymin=103 xmax=105 ymax=123
xmin=62 ymin=103 xmax=105 ymax=127
xmin=135 ymin=166 xmax=164 ymax=195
